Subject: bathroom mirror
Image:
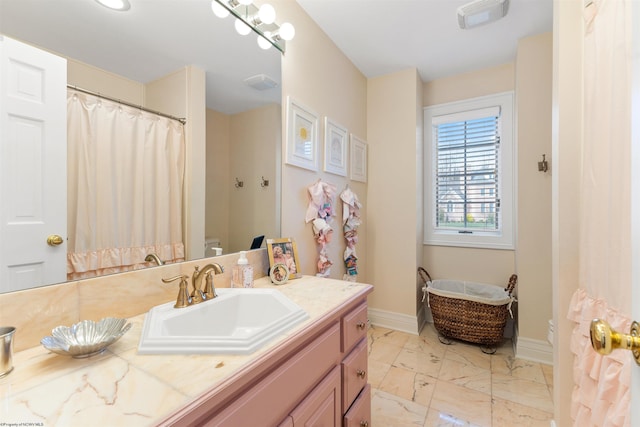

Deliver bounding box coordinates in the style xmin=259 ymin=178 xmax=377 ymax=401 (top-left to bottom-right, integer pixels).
xmin=0 ymin=0 xmax=282 ymax=291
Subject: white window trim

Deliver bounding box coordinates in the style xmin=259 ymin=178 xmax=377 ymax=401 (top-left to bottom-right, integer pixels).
xmin=423 ymin=91 xmax=515 ymax=250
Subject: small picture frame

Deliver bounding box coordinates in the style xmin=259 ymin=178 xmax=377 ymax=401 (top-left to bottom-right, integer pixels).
xmin=350 ymin=134 xmax=368 ymax=183
xmin=323 ymin=117 xmax=348 ymax=176
xmin=267 ymin=238 xmax=301 ymax=280
xmin=286 ymin=97 xmax=319 ymax=171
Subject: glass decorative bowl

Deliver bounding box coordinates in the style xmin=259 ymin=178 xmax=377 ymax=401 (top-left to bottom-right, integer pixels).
xmin=41 ymin=317 xmax=132 ymax=358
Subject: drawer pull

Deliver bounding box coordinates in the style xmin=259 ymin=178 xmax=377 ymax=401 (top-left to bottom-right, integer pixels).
xmin=360 ymin=421 xmax=369 ymax=427
xmin=356 ymin=321 xmax=366 ymax=330
xmin=356 ymin=369 xmax=366 ymax=378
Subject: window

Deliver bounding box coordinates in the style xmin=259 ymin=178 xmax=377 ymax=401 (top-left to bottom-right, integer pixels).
xmin=424 ymin=92 xmax=514 ymax=250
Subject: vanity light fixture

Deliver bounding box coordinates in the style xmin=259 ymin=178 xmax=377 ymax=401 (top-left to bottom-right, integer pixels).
xmin=457 ymin=0 xmax=509 ymax=29
xmin=211 ymin=0 xmax=294 ymax=53
xmin=94 ymin=0 xmax=131 ymax=11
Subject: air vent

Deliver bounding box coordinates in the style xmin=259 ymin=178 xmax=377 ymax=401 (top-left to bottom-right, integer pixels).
xmin=457 ymin=0 xmax=509 ymax=29
xmin=244 ymin=74 xmax=279 ymax=91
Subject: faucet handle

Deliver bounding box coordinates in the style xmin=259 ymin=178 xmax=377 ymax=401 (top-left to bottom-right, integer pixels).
xmin=203 ymin=271 xmax=217 ymax=300
xmin=162 ymin=275 xmax=191 ymax=308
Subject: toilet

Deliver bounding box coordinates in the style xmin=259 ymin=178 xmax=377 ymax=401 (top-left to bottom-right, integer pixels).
xmin=204 ymin=237 xmax=222 ymax=257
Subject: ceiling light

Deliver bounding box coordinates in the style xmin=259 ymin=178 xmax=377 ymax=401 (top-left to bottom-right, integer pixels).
xmin=95 ymin=0 xmax=130 ymax=11
xmin=258 ymin=4 xmax=276 ymax=25
xmin=211 ymin=0 xmax=293 ymax=53
xmin=457 ymin=0 xmax=509 ymax=29
xmin=257 ymin=35 xmax=272 ymax=50
xmin=211 ymin=0 xmax=230 ymax=18
xmin=235 ymin=18 xmax=251 ymax=35
xmin=278 ymin=22 xmax=295 ymax=41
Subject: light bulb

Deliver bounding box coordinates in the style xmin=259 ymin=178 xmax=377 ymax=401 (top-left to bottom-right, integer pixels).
xmin=279 ymin=22 xmax=295 ymax=41
xmin=235 ymin=18 xmax=251 ymax=35
xmin=211 ymin=1 xmax=230 ymax=18
xmin=238 ymin=0 xmax=252 ymax=5
xmin=258 ymin=4 xmax=276 ymax=25
xmin=95 ymin=0 xmax=130 ymax=11
xmin=257 ymin=35 xmax=272 ymax=50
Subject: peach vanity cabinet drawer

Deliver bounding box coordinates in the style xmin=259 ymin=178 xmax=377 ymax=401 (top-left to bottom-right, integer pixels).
xmin=343 ymin=384 xmax=372 ymax=427
xmin=341 ymin=338 xmax=368 ymax=412
xmin=290 ymin=366 xmax=341 ymax=426
xmin=207 ymin=323 xmax=341 ymax=426
xmin=341 ymin=302 xmax=368 ymax=353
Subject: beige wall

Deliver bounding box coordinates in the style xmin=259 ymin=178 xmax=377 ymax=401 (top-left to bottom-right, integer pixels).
xmin=423 ymin=62 xmax=514 ymax=106
xmin=367 ymin=68 xmax=423 ymax=327
xmin=515 ymin=32 xmax=553 ymax=345
xmin=421 ymin=64 xmax=517 ymax=286
xmin=67 ymin=58 xmax=144 ymax=105
xmin=275 ymin=0 xmax=368 ymax=281
xmin=552 ymin=0 xmax=583 ymax=425
xmin=205 ymin=109 xmax=231 ymax=249
xmin=228 ymin=104 xmax=281 ymax=253
xmin=205 ymin=104 xmax=281 ymax=254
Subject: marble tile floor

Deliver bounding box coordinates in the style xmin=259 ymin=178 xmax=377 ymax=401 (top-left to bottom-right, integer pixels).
xmin=367 ymin=325 xmax=554 ymax=427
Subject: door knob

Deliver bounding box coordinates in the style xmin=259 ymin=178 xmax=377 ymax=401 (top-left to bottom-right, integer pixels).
xmin=590 ymin=318 xmax=640 ymax=365
xmin=46 ymin=234 xmax=64 ymax=246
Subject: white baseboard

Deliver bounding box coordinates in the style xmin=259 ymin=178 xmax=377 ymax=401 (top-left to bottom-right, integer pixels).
xmin=368 ymin=307 xmax=420 ymax=335
xmin=516 ymin=336 xmax=553 ymax=365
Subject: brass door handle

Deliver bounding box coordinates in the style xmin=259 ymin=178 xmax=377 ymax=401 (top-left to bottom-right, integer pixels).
xmin=590 ymin=318 xmax=640 ymax=365
xmin=47 ymin=235 xmax=64 ymax=246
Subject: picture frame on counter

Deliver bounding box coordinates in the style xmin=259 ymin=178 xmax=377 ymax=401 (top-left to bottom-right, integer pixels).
xmin=267 ymin=237 xmax=301 ymax=280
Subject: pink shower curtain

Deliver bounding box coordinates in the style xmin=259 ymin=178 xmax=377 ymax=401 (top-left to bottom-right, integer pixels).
xmin=66 ymin=90 xmax=185 ymax=280
xmin=567 ymin=0 xmax=632 ymax=425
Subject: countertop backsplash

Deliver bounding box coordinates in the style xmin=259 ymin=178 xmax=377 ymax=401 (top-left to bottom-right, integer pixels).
xmin=0 ymin=249 xmax=270 ymax=352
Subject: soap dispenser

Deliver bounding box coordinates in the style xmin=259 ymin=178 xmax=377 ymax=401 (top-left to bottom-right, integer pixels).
xmin=232 ymin=251 xmax=254 ymax=288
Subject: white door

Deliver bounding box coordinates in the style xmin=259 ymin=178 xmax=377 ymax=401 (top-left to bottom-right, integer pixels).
xmin=0 ymin=35 xmax=67 ymax=292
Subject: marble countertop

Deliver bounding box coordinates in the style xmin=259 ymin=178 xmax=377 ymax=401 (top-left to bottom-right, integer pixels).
xmin=0 ymin=276 xmax=372 ymax=426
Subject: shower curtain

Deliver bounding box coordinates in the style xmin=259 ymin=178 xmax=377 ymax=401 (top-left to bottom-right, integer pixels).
xmin=66 ymin=89 xmax=185 ymax=280
xmin=567 ymin=0 xmax=632 ymax=425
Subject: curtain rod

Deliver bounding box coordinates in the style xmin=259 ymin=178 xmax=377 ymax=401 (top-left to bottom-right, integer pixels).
xmin=67 ymin=85 xmax=187 ymax=125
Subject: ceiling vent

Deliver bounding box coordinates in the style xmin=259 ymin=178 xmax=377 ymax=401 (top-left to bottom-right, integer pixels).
xmin=457 ymin=0 xmax=509 ymax=29
xmin=244 ymin=74 xmax=279 ymax=91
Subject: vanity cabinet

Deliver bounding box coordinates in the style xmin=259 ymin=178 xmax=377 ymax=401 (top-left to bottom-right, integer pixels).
xmin=164 ymin=296 xmax=371 ymax=427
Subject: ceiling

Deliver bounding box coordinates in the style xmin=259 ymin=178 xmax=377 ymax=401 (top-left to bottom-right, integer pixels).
xmin=297 ymin=0 xmax=553 ymax=82
xmin=0 ymin=0 xmax=282 ymax=115
xmin=0 ymin=0 xmax=553 ymax=115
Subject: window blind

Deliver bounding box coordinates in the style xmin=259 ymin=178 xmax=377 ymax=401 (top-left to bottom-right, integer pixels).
xmin=434 ymin=110 xmax=500 ymax=232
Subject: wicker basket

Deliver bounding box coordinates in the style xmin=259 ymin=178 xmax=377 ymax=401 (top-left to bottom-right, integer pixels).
xmin=419 ymin=267 xmax=517 ymax=347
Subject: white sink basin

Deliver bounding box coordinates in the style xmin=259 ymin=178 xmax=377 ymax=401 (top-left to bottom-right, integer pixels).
xmin=137 ymin=288 xmax=309 ymax=355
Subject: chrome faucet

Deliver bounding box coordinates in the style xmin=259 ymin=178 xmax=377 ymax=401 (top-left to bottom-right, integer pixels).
xmin=191 ymin=263 xmax=224 ymax=303
xmin=145 ymin=253 xmax=165 ymax=266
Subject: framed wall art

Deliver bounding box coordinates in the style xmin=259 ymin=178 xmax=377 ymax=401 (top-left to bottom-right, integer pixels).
xmin=350 ymin=134 xmax=368 ymax=182
xmin=266 ymin=237 xmax=301 ymax=280
xmin=323 ymin=117 xmax=348 ymax=176
xmin=285 ymin=97 xmax=318 ymax=171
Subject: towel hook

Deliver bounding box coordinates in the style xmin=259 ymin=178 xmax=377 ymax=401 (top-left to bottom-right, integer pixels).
xmin=538 ymin=154 xmax=549 ymax=172
xmin=235 ymin=177 xmax=244 ymax=188
xmin=261 ymin=176 xmax=269 ymax=187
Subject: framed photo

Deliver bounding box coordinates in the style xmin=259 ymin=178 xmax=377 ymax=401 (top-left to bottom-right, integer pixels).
xmin=266 ymin=238 xmax=301 ymax=280
xmin=286 ymin=97 xmax=318 ymax=171
xmin=323 ymin=117 xmax=348 ymax=176
xmin=350 ymin=134 xmax=368 ymax=182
